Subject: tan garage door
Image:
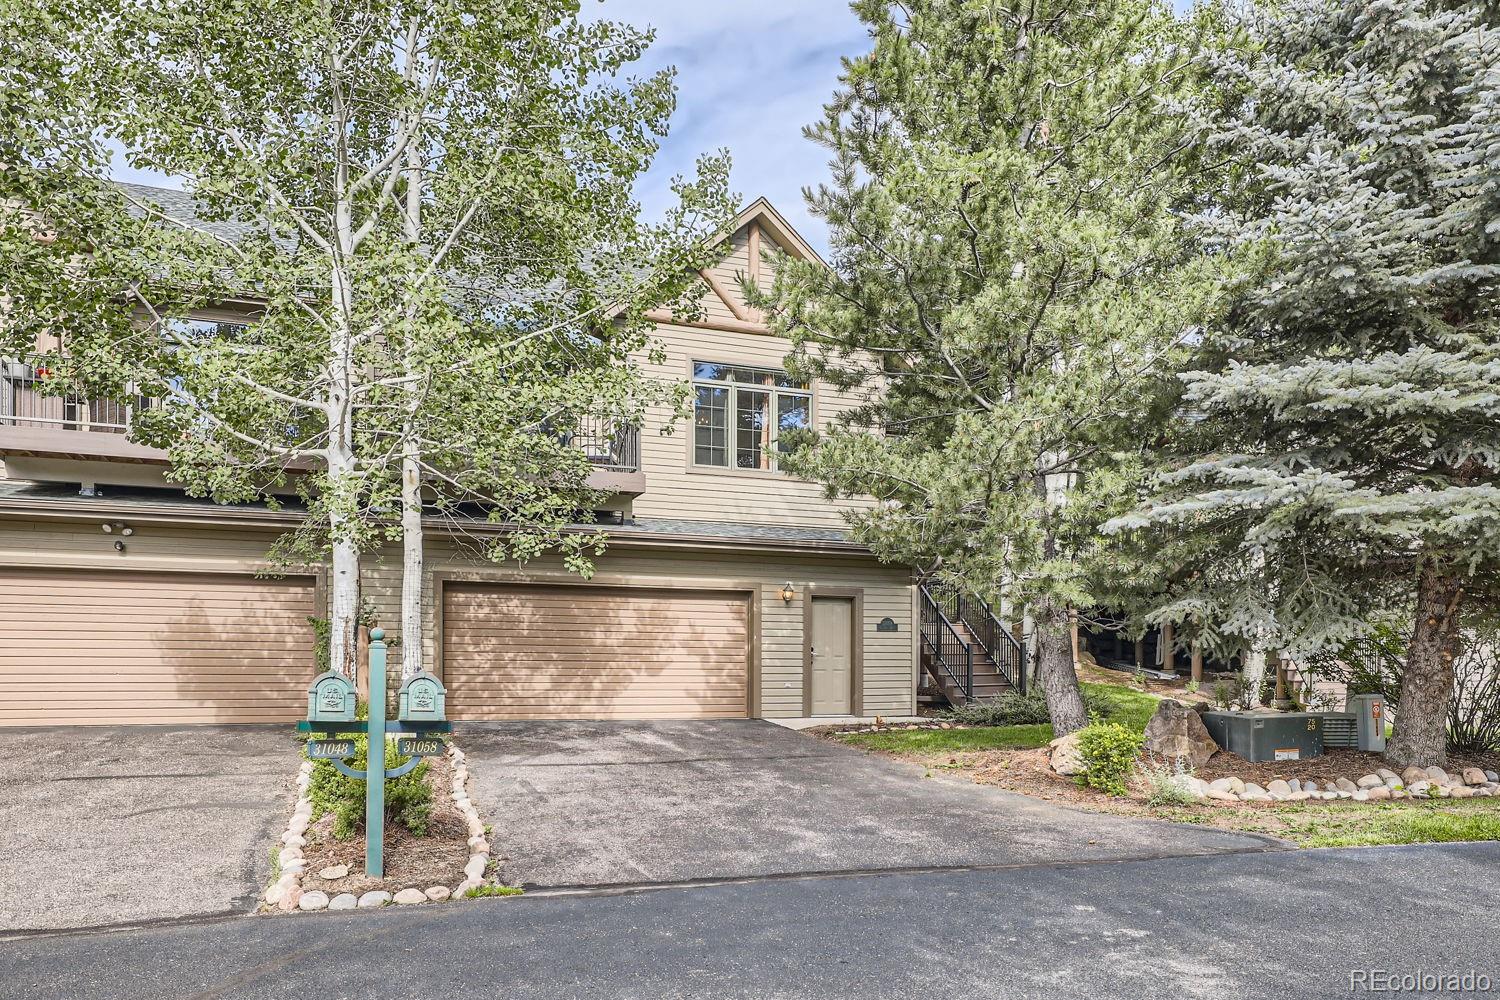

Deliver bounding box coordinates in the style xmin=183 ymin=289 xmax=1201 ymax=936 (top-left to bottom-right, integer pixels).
xmin=443 ymin=583 xmax=749 ymax=720
xmin=0 ymin=568 xmax=318 ymax=726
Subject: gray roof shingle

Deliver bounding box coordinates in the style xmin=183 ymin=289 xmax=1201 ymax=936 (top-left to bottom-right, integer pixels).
xmin=0 ymin=479 xmax=859 ymax=550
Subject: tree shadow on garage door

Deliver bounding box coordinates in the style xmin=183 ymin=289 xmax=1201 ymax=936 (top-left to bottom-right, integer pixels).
xmin=146 ymin=571 xmax=319 ymax=725
xmin=441 ymin=583 xmax=752 ymax=720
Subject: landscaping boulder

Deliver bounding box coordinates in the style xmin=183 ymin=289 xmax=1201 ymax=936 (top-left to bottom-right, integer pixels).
xmin=1048 ymin=731 xmax=1086 ymax=776
xmin=1462 ymin=768 xmax=1487 ymax=786
xmin=1141 ymin=700 xmax=1219 ymax=769
xmin=1401 ymin=766 xmax=1428 ymax=786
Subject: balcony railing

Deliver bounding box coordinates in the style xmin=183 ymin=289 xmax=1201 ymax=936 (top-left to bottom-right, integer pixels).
xmin=4 ymin=357 xmax=643 ymax=475
xmin=565 ymin=416 xmax=640 ymax=474
xmin=0 ymin=358 xmax=140 ymax=434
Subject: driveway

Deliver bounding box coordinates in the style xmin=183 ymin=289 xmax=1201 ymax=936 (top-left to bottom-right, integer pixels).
xmin=0 ymin=726 xmax=301 ymax=932
xmin=458 ymin=720 xmax=1280 ymax=888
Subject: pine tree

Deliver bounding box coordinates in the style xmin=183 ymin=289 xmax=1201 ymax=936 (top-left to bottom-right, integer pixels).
xmin=1108 ymin=0 xmax=1500 ymax=765
xmin=762 ymin=0 xmax=1217 ymax=734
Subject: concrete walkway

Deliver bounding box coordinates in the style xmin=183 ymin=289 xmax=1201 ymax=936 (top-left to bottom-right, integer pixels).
xmin=0 ymin=726 xmax=301 ymax=931
xmin=456 ymin=719 xmax=1281 ymax=889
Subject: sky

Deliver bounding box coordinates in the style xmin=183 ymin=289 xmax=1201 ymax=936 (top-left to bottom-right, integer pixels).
xmin=108 ymin=1 xmax=870 ymax=257
xmin=584 ymin=1 xmax=870 ymax=255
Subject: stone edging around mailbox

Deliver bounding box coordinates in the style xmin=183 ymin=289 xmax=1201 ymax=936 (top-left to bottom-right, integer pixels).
xmin=262 ymin=740 xmax=497 ymax=914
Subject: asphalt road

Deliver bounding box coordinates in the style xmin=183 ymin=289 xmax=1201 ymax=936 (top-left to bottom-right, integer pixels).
xmin=4 ymin=842 xmax=1497 ymax=1000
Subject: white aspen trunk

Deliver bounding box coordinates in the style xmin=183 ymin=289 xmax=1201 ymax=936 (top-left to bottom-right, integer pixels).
xmin=1242 ymin=645 xmax=1267 ymax=708
xmin=325 ymin=68 xmax=360 ymax=680
xmin=399 ymin=137 xmax=424 ymax=680
xmin=1240 ymin=548 xmax=1269 ymax=707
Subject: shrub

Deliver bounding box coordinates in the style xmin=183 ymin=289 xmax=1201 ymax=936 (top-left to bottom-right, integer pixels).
xmin=1139 ymin=756 xmax=1198 ymax=807
xmin=1075 ymin=722 xmax=1144 ymax=796
xmin=307 ymin=736 xmax=433 ymax=839
xmin=1306 ymin=611 xmax=1500 ymax=754
xmin=941 ymin=688 xmax=1106 ymax=727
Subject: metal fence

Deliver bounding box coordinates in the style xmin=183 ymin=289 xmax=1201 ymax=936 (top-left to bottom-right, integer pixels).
xmin=0 ymin=358 xmax=136 ymax=433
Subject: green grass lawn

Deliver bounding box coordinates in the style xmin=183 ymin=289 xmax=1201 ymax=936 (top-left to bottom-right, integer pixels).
xmin=837 ymin=680 xmax=1159 ymax=755
xmin=838 ymin=723 xmax=1053 ymax=753
xmin=1285 ymin=802 xmax=1500 ymax=848
xmin=1149 ymin=797 xmax=1500 ymax=848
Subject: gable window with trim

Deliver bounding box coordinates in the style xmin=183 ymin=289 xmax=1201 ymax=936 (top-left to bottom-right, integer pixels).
xmin=692 ymin=361 xmax=811 ymax=471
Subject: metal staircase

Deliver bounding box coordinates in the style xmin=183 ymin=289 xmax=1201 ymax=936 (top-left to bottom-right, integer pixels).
xmin=918 ymin=583 xmax=1027 ymax=706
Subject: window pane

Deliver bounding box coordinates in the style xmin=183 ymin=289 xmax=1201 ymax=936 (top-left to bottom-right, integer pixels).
xmin=692 ymin=359 xmax=807 ymax=391
xmin=165 ymin=319 xmax=246 ymax=342
xmin=776 ymin=393 xmax=810 ymax=453
xmin=736 ymin=388 xmax=771 ymax=469
xmin=693 ymin=385 xmax=728 ymax=466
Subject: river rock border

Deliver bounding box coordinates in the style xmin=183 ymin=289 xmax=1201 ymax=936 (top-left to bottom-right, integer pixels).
xmin=264 ymin=758 xmax=316 ymax=911
xmin=262 ymin=741 xmax=498 ymax=914
xmin=1170 ymin=765 xmax=1500 ymax=803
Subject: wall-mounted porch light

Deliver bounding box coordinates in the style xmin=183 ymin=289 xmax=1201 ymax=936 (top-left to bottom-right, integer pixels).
xmin=779 ymin=582 xmax=796 ymax=604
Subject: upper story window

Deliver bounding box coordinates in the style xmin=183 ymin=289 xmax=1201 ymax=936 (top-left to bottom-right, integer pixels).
xmin=692 ymin=361 xmax=811 ymax=472
xmin=164 ymin=318 xmax=248 ymax=343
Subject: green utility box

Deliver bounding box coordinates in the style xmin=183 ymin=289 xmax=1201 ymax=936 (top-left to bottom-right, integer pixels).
xmin=1202 ymin=710 xmax=1325 ymax=762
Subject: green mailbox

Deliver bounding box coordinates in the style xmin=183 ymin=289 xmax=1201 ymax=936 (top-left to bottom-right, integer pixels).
xmin=397 ymin=672 xmax=446 ymax=724
xmin=307 ymin=670 xmax=358 ymax=723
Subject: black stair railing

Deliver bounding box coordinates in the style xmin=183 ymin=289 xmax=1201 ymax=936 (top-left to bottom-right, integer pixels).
xmin=919 ymin=583 xmax=973 ymax=702
xmin=922 ymin=582 xmax=1028 ymax=695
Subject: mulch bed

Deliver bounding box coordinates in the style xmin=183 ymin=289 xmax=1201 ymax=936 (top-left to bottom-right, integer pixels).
xmin=294 ymin=752 xmax=471 ymax=899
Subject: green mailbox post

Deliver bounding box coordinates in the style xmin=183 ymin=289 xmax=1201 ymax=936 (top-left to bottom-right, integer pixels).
xmin=298 ymin=628 xmax=450 ymax=878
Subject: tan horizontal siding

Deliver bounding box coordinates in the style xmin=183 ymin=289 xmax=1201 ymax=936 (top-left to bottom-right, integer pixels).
xmin=443 ymin=584 xmax=749 ymax=721
xmin=632 ymin=219 xmax=878 ymax=530
xmin=0 ymin=566 xmax=316 ymax=726
xmin=362 ymin=539 xmax=915 ymax=720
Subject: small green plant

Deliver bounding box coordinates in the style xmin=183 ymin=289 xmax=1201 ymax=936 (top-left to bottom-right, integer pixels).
xmin=1140 ymin=755 xmax=1198 ymax=807
xmin=465 ymin=884 xmax=524 ymax=898
xmin=941 ymin=688 xmax=1105 ymax=727
xmin=306 ymin=736 xmax=433 ymax=839
xmin=1075 ymin=721 xmax=1145 ymax=796
xmin=1185 ymin=679 xmax=1200 ymax=695
xmin=1211 ymin=677 xmax=1246 ymax=710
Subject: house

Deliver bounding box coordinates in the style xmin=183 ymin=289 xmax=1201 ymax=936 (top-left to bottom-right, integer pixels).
xmin=0 ymin=188 xmax=924 ymax=727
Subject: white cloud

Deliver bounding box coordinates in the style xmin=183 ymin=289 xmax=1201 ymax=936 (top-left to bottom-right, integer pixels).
xmin=105 ymin=3 xmax=869 ymax=253
xmin=586 ymin=1 xmax=868 ymax=254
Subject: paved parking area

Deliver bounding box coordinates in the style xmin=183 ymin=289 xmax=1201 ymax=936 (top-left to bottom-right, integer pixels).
xmin=459 ymin=720 xmax=1281 ymax=888
xmin=0 ymin=726 xmax=301 ymax=932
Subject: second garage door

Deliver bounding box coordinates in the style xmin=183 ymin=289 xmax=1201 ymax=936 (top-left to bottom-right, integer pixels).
xmin=442 ymin=583 xmax=749 ymax=720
